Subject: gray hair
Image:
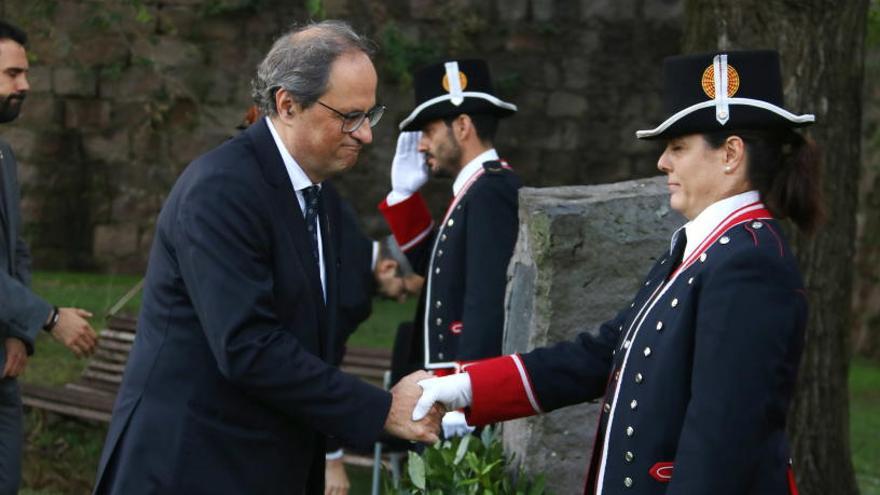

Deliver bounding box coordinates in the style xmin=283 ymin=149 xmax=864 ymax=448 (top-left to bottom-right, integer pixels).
xmin=251 ymin=20 xmax=375 ymax=117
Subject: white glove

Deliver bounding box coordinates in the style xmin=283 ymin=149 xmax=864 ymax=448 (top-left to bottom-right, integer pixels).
xmin=441 ymin=411 xmax=476 ymax=438
xmin=388 ymin=131 xmax=427 ymax=204
xmin=412 ymin=373 xmax=473 ymax=421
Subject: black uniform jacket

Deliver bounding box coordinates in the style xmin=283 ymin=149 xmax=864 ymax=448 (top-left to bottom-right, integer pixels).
xmin=93 ymin=119 xmax=391 ymax=495
xmin=463 ymin=200 xmax=806 ymax=495
xmin=379 ymin=159 xmax=520 ymax=370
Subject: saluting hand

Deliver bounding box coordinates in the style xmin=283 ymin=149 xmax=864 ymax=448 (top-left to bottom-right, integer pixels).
xmin=389 ymin=132 xmax=427 ymax=198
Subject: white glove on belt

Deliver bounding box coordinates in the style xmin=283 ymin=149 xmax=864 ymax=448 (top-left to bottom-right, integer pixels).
xmin=412 ymin=373 xmax=473 ymax=421
xmin=387 ymin=131 xmax=427 ymax=205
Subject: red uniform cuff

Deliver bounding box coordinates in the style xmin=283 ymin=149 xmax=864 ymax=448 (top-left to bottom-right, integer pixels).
xmin=463 ymin=354 xmax=542 ymax=426
xmin=379 ymin=193 xmax=433 ymax=252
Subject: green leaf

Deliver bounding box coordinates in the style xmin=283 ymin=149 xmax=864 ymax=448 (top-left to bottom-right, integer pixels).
xmin=480 ymin=425 xmax=495 ymax=446
xmin=454 ymin=434 xmax=471 ymax=465
xmin=527 ymin=476 xmax=546 ymax=495
xmin=408 ymin=450 xmax=427 ymax=490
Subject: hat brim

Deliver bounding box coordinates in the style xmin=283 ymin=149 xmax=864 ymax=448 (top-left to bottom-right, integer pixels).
xmin=399 ymin=92 xmax=517 ymax=131
xmin=636 ymin=98 xmax=815 ymax=140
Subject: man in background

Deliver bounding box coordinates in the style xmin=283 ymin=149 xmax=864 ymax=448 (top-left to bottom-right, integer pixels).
xmin=379 ymin=59 xmax=522 ymax=437
xmin=0 ymin=20 xmax=98 ymax=495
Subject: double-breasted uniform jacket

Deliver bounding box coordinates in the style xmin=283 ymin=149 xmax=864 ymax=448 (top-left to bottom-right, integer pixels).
xmin=380 ymin=151 xmax=521 ymax=370
xmin=93 ymin=119 xmax=391 ymax=495
xmin=462 ymin=192 xmax=807 ymax=495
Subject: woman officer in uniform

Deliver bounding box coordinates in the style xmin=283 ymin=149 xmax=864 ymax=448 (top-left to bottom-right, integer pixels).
xmin=411 ymin=50 xmax=822 ymax=495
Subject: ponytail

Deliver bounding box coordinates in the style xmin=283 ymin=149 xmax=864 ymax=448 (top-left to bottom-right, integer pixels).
xmin=704 ymin=129 xmax=825 ymax=235
xmin=768 ymin=132 xmax=824 ymax=235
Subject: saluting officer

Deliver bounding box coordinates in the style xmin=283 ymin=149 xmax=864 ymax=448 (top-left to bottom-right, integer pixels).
xmin=414 ymin=50 xmax=823 ymax=495
xmin=379 ymin=59 xmax=520 ymax=437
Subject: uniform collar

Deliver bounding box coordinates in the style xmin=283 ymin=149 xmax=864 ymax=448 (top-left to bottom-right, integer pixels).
xmin=452 ymin=148 xmax=499 ymax=197
xmin=675 ymin=190 xmax=760 ymax=260
xmin=266 ymin=116 xmax=320 ymax=192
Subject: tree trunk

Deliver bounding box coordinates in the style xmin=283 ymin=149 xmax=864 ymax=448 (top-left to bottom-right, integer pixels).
xmin=683 ymin=2 xmax=868 ymax=494
xmin=853 ymin=23 xmax=880 ymax=361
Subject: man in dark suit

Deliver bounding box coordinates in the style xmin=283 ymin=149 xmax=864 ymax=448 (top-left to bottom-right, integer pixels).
xmin=93 ymin=21 xmax=441 ymax=495
xmin=378 ymin=59 xmax=521 ymax=436
xmin=0 ymin=21 xmax=98 ymax=495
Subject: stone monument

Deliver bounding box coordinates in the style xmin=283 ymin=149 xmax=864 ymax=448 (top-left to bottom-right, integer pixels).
xmin=502 ymin=176 xmax=684 ymax=493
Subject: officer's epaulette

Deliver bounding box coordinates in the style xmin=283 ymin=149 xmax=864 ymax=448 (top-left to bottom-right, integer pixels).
xmin=482 ymin=160 xmax=505 ymax=173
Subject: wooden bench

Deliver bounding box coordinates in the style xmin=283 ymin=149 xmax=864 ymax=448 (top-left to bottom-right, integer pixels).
xmin=21 ymin=315 xmax=393 ymax=425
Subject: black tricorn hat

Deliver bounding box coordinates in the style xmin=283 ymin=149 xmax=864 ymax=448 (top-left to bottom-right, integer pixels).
xmin=399 ymin=59 xmax=517 ymax=131
xmin=636 ymin=50 xmax=815 ymax=140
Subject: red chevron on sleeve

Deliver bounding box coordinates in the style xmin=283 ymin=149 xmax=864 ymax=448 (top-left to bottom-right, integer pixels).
xmin=378 ymin=192 xmax=433 ymax=252
xmin=463 ymin=354 xmax=543 ymax=426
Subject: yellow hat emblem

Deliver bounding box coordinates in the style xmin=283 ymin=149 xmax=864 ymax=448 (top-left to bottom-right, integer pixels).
xmin=442 ymin=71 xmax=468 ymax=92
xmin=701 ymin=64 xmax=740 ymax=99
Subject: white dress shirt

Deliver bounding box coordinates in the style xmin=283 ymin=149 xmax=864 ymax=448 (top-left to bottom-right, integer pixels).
xmin=266 ymin=117 xmax=326 ymax=300
xmin=671 ymin=190 xmax=762 ymax=261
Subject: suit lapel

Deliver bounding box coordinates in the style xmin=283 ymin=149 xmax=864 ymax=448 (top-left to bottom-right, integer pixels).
xmin=319 ymin=182 xmax=341 ymax=361
xmin=245 ymin=119 xmax=328 ymax=325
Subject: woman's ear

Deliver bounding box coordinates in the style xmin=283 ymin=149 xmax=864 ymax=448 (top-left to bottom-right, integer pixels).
xmin=723 ymin=135 xmax=746 ymax=174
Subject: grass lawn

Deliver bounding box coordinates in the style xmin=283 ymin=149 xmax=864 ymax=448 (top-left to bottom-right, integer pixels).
xmin=15 ymin=271 xmax=880 ymax=494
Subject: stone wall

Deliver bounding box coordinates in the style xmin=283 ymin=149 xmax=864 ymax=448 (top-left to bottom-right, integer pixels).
xmin=502 ymin=176 xmax=684 ymax=494
xmin=0 ymin=0 xmax=683 ymax=272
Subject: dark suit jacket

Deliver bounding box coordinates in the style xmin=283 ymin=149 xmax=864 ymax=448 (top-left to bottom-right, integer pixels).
xmin=0 ymin=138 xmax=51 ymax=367
xmin=93 ymin=119 xmax=391 ymax=495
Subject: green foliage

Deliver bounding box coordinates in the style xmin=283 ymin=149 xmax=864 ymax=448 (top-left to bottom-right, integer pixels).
xmin=869 ymin=0 xmax=880 ymax=47
xmin=390 ymin=427 xmax=548 ymax=495
xmin=306 ymin=0 xmax=325 ymax=20
xmin=851 ymin=358 xmax=880 ymax=495
xmin=379 ymin=23 xmax=440 ymax=87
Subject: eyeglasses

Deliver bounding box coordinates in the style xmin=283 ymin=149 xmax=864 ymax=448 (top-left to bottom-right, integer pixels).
xmin=317 ymin=100 xmax=385 ymax=133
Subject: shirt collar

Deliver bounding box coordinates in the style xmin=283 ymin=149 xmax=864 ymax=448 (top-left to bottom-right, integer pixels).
xmin=452 ymin=148 xmax=499 ymax=197
xmin=674 ymin=190 xmax=761 ymax=260
xmin=265 ymin=116 xmax=319 ymax=192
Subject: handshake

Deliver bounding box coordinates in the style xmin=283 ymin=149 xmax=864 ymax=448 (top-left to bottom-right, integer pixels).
xmin=383 ymin=371 xmax=474 ymax=443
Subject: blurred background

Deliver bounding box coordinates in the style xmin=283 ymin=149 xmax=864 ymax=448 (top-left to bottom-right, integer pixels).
xmin=0 ymin=0 xmax=876 ymax=493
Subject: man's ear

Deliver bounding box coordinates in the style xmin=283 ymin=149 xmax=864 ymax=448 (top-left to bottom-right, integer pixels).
xmin=454 ymin=114 xmax=472 ymax=142
xmin=275 ymin=88 xmax=300 ymax=120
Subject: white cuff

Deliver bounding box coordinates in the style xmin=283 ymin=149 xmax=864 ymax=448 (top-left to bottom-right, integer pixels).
xmin=325 ymin=449 xmax=344 ymax=461
xmin=386 ymin=190 xmax=414 ymax=207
